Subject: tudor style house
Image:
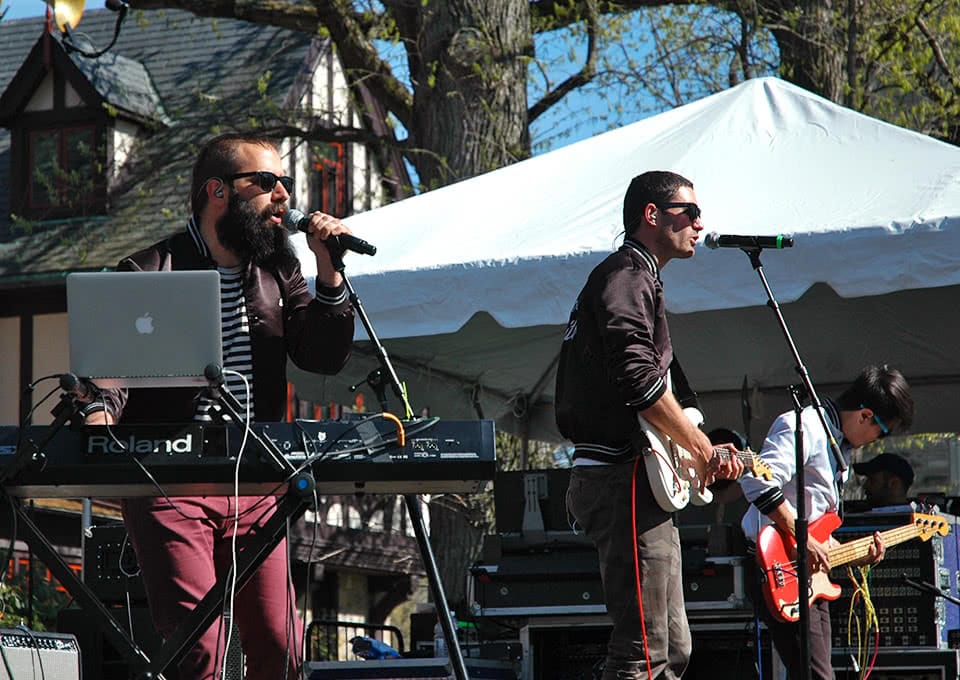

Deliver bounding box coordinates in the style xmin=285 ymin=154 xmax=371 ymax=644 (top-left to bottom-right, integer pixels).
xmin=0 ymin=7 xmax=424 ymax=667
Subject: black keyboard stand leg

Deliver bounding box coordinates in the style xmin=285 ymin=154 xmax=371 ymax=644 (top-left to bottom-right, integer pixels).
xmin=133 ymin=490 xmax=310 ymax=680
xmin=405 ymin=493 xmax=468 ymax=680
xmin=2 ymin=490 xmax=154 ymax=670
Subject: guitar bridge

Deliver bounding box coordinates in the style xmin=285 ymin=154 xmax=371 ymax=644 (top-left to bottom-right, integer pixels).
xmin=771 ymin=563 xmax=786 ymax=588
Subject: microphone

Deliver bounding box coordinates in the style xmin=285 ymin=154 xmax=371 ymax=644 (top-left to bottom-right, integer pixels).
xmin=704 ymin=233 xmax=794 ymax=250
xmin=59 ymin=372 xmax=100 ymax=404
xmin=283 ymin=209 xmax=377 ymax=256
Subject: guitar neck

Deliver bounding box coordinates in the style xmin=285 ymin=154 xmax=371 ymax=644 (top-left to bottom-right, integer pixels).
xmin=827 ymin=523 xmax=920 ymax=569
xmin=714 ymin=447 xmax=759 ymax=470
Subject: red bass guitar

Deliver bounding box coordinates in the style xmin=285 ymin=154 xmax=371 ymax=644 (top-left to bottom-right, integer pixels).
xmin=756 ymin=511 xmax=950 ymax=623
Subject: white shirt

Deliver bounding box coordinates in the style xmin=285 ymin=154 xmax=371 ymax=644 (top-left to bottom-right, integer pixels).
xmin=740 ymin=401 xmax=850 ymax=543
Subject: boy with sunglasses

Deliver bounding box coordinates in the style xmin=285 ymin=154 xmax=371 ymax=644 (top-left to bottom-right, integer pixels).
xmin=83 ymin=133 xmax=355 ymax=679
xmin=739 ymin=363 xmax=914 ymax=680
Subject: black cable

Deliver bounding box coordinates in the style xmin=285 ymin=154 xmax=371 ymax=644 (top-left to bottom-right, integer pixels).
xmin=21 ymin=386 xmax=60 ymax=425
xmin=99 ymin=420 xmax=273 ymax=523
xmin=60 ymin=1 xmax=128 ymax=59
xmin=283 ymin=513 xmax=296 ymax=679
xmin=299 ymin=487 xmax=322 ymax=662
xmin=16 ymin=624 xmax=46 ymax=680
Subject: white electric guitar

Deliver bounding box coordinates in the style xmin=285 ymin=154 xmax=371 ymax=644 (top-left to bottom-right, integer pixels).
xmin=637 ymin=407 xmax=772 ymax=512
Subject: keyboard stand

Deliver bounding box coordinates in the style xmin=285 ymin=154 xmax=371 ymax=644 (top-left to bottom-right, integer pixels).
xmin=3 ymin=492 xmax=154 ymax=669
xmin=6 ymin=376 xmax=471 ymax=679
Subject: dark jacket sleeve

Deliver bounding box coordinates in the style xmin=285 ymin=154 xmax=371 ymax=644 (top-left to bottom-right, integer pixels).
xmin=282 ymin=267 xmax=355 ymax=375
xmin=596 ymin=266 xmax=667 ymax=411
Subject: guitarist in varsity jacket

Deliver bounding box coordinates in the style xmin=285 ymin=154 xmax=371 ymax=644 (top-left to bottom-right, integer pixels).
xmin=738 ymin=364 xmax=914 ymax=680
xmin=557 ymin=170 xmax=743 ymax=680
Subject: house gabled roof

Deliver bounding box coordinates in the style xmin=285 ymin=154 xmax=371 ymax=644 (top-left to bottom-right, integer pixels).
xmin=0 ymin=9 xmax=349 ymax=281
xmin=0 ymin=32 xmax=170 ymax=127
xmin=70 ymin=50 xmax=171 ymax=126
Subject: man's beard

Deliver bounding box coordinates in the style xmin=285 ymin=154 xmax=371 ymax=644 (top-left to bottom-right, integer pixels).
xmin=215 ymin=193 xmax=296 ymax=269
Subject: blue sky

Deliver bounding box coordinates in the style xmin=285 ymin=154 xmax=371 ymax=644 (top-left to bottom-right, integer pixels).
xmin=4 ymin=0 xmax=45 ymax=20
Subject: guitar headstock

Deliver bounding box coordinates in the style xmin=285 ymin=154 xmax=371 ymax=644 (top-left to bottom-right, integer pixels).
xmin=914 ymin=513 xmax=951 ymax=541
xmin=745 ymin=448 xmax=773 ymax=481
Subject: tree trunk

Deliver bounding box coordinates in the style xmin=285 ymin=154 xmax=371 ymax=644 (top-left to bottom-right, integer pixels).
xmin=427 ymin=495 xmax=485 ymax=612
xmin=397 ymin=0 xmax=533 ymax=188
xmin=764 ymin=0 xmax=846 ymax=102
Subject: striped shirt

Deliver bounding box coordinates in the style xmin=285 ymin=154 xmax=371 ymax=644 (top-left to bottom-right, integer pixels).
xmin=186 ymin=214 xmax=256 ymax=423
xmin=195 ymin=265 xmax=254 ymax=422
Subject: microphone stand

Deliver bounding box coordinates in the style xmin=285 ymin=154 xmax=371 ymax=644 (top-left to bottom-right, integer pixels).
xmin=328 ymin=250 xmax=469 ymax=680
xmin=789 ymin=385 xmax=811 ymax=680
xmin=2 ymin=376 xmax=90 ymax=486
xmin=737 ymin=246 xmax=846 ymax=680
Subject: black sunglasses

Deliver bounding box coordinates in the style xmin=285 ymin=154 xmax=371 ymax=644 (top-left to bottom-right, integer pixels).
xmin=657 ymin=202 xmax=701 ymax=221
xmin=226 ymin=171 xmax=294 ymax=194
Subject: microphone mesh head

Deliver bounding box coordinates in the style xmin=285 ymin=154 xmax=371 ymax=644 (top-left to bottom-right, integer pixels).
xmin=704 ymin=232 xmax=721 ymax=249
xmin=282 ymin=208 xmax=305 ymax=232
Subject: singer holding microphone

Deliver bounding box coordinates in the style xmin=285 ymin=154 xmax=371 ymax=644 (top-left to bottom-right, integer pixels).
xmin=82 ymin=133 xmax=355 ymax=679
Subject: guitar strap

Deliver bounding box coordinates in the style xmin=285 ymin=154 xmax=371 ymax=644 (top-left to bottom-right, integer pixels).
xmin=669 ymin=354 xmax=702 ymax=412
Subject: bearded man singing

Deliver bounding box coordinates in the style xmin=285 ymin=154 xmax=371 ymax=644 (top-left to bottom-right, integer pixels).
xmin=83 ymin=133 xmax=355 ymax=679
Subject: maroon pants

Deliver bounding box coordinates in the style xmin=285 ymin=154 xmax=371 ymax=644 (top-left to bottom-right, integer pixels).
xmin=122 ymin=496 xmax=303 ymax=680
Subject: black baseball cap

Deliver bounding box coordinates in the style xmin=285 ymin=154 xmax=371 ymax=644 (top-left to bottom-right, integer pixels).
xmin=852 ymin=453 xmax=915 ymax=487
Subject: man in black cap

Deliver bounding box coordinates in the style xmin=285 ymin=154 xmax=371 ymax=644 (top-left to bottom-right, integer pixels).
xmin=853 ymin=452 xmax=915 ymax=510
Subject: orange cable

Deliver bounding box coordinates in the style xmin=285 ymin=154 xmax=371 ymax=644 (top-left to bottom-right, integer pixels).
xmin=381 ymin=412 xmax=405 ymax=447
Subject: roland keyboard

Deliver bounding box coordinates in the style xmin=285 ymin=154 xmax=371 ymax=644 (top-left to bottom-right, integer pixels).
xmin=0 ymin=418 xmax=496 ymax=498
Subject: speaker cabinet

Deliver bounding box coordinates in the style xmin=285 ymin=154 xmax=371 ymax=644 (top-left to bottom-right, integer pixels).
xmin=833 ymin=648 xmax=959 ymax=679
xmin=0 ymin=629 xmax=80 ymax=680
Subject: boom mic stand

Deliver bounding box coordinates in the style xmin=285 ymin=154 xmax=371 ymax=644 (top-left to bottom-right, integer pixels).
xmin=328 ymin=249 xmax=470 ymax=680
xmin=737 ymin=246 xmax=847 ymax=680
xmin=901 ymin=574 xmax=960 ymax=606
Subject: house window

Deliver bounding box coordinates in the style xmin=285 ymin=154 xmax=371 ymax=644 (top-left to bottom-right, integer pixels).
xmin=311 ymin=142 xmax=346 ymax=217
xmin=27 ymin=125 xmax=99 ymax=215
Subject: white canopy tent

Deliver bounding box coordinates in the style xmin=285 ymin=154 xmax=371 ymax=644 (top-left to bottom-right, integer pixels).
xmin=290 ymin=77 xmax=960 ymax=444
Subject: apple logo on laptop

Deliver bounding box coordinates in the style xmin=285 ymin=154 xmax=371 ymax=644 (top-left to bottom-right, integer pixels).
xmin=135 ymin=313 xmax=154 ymax=334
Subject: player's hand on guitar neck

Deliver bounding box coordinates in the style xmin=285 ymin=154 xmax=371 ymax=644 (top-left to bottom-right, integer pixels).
xmin=690 ymin=436 xmax=743 ymax=492
xmin=851 ymin=531 xmax=885 ymax=567
xmin=709 ymin=442 xmax=744 ymax=481
xmin=806 ymin=535 xmax=832 ymax=572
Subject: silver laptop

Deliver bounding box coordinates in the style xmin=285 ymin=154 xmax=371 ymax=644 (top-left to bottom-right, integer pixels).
xmin=67 ymin=271 xmax=223 ymax=388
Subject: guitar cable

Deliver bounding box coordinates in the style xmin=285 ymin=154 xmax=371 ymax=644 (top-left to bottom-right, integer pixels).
xmin=630 ymin=456 xmax=654 ymax=677
xmin=845 ymin=565 xmax=880 ymax=679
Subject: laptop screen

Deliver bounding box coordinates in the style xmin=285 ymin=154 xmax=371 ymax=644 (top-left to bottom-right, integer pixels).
xmin=66 ymin=271 xmax=223 ymax=388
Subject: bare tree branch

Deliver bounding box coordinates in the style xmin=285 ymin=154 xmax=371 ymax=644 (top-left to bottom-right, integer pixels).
xmin=528 ymin=0 xmax=599 ymax=122
xmin=916 ymin=14 xmax=960 ymax=93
